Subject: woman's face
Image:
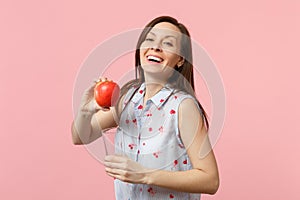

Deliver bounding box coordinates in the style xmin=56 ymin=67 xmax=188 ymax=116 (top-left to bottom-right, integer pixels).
xmin=139 ymin=22 xmax=183 ymax=76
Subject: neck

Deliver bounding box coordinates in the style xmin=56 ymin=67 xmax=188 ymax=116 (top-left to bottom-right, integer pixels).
xmin=143 ymin=73 xmax=167 ymax=101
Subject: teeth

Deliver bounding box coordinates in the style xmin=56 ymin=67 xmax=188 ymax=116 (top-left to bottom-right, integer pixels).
xmin=147 ymin=55 xmax=163 ymax=63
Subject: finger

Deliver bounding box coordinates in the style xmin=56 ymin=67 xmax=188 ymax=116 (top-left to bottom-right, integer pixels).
xmin=106 ymin=172 xmax=126 ymax=182
xmin=88 ymin=100 xmax=98 ymax=112
xmin=91 ymin=99 xmax=101 ymax=110
xmin=104 ymin=154 xmax=128 ymax=162
xmin=106 ymin=172 xmax=116 ymax=179
xmin=104 ymin=161 xmax=127 ymax=170
xmin=101 ymin=107 xmax=110 ymax=112
xmin=105 ymin=167 xmax=127 ymax=177
xmin=90 ymin=99 xmax=111 ymax=112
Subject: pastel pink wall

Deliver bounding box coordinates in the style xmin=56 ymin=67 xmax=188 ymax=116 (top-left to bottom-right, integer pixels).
xmin=1 ymin=0 xmax=299 ymax=199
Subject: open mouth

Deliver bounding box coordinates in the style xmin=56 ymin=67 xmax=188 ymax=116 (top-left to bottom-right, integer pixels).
xmin=147 ymin=55 xmax=164 ymax=63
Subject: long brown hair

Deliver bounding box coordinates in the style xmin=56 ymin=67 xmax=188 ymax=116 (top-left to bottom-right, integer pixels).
xmin=117 ymin=16 xmax=209 ymax=130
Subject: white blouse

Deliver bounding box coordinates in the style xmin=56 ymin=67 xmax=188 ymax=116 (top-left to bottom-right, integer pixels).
xmin=114 ymin=82 xmax=201 ymax=200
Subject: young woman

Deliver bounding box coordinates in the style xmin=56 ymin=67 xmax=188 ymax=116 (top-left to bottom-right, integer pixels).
xmin=72 ymin=16 xmax=219 ymax=199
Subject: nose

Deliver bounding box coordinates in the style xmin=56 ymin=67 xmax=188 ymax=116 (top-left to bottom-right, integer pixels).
xmin=150 ymin=42 xmax=162 ymax=52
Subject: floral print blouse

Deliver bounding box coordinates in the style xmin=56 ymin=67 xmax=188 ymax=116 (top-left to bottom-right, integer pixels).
xmin=114 ymin=82 xmax=201 ymax=200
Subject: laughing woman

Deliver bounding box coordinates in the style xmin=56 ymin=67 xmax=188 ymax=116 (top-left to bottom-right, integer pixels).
xmin=72 ymin=16 xmax=219 ymax=199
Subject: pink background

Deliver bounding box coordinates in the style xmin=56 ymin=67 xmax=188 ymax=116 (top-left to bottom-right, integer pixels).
xmin=1 ymin=0 xmax=299 ymax=199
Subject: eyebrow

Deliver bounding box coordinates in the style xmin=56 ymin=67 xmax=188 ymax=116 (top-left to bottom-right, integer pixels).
xmin=148 ymin=31 xmax=178 ymax=40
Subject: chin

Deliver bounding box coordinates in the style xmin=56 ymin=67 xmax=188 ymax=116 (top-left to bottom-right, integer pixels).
xmin=141 ymin=63 xmax=164 ymax=73
xmin=142 ymin=65 xmax=174 ymax=82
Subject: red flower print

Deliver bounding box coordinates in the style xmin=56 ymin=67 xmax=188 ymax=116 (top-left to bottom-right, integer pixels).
xmin=159 ymin=126 xmax=163 ymax=133
xmin=132 ymin=119 xmax=137 ymax=123
xmin=174 ymin=160 xmax=178 ymax=167
xmin=146 ymin=111 xmax=152 ymax=117
xmin=147 ymin=187 xmax=156 ymax=196
xmin=149 ymin=127 xmax=153 ymax=132
xmin=143 ymin=142 xmax=146 ymax=146
xmin=128 ymin=143 xmax=136 ymax=150
xmin=170 ymin=109 xmax=176 ymax=114
xmin=138 ymin=104 xmax=143 ymax=109
xmin=153 ymin=151 xmax=160 ymax=158
xmin=139 ymin=90 xmax=143 ymax=94
xmin=125 ymin=119 xmax=130 ymax=124
xmin=170 ymin=194 xmax=174 ymax=198
xmin=160 ymin=99 xmax=164 ymax=102
xmin=174 ymin=95 xmax=178 ymax=99
xmin=183 ymin=159 xmax=187 ymax=164
xmin=137 ymin=150 xmax=140 ymax=154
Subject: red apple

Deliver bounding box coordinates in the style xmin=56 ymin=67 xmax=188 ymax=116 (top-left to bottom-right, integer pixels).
xmin=94 ymin=80 xmax=120 ymax=107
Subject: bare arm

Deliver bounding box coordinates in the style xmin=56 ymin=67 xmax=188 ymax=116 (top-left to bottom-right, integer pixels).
xmin=71 ymin=79 xmax=125 ymax=145
xmin=146 ymin=98 xmax=219 ymax=194
xmin=143 ymin=98 xmax=219 ymax=193
xmin=104 ymin=98 xmax=219 ymax=194
xmin=71 ymin=107 xmax=119 ymax=145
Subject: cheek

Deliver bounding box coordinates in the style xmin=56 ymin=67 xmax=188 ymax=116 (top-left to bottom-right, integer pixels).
xmin=165 ymin=54 xmax=180 ymax=66
xmin=139 ymin=42 xmax=150 ymax=53
xmin=140 ymin=47 xmax=147 ymax=56
xmin=139 ymin=50 xmax=145 ymax=61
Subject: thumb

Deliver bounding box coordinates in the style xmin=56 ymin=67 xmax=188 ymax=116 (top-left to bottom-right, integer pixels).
xmin=91 ymin=99 xmax=111 ymax=112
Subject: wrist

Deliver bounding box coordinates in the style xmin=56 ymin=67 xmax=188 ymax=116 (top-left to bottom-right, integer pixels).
xmin=144 ymin=168 xmax=159 ymax=185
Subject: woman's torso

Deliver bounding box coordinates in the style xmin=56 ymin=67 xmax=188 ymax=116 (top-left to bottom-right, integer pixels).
xmin=114 ymin=82 xmax=201 ymax=200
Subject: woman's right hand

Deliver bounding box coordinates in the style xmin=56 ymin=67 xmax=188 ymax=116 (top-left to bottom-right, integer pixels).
xmin=79 ymin=77 xmax=110 ymax=114
xmin=72 ymin=77 xmax=120 ymax=145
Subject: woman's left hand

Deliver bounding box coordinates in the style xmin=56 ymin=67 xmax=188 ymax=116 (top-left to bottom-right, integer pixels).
xmin=104 ymin=154 xmax=149 ymax=184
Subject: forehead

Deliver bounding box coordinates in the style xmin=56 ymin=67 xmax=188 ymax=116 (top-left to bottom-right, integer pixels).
xmin=149 ymin=22 xmax=182 ymax=38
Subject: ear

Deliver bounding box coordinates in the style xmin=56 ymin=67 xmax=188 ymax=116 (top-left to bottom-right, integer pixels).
xmin=177 ymin=57 xmax=185 ymax=67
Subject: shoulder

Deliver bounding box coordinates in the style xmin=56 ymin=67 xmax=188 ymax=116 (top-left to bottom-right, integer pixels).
xmin=178 ymin=96 xmax=200 ymax=114
xmin=164 ymin=90 xmax=202 ymax=118
xmin=171 ymin=90 xmax=199 ymax=108
xmin=177 ymin=94 xmax=208 ymax=132
xmin=163 ymin=90 xmax=200 ymax=112
xmin=176 ymin=93 xmax=203 ymax=123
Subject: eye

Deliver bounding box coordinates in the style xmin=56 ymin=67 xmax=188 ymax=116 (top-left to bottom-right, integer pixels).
xmin=145 ymin=38 xmax=154 ymax=42
xmin=163 ymin=41 xmax=173 ymax=47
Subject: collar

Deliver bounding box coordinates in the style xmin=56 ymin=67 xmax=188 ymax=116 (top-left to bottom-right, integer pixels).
xmin=131 ymin=82 xmax=175 ymax=108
